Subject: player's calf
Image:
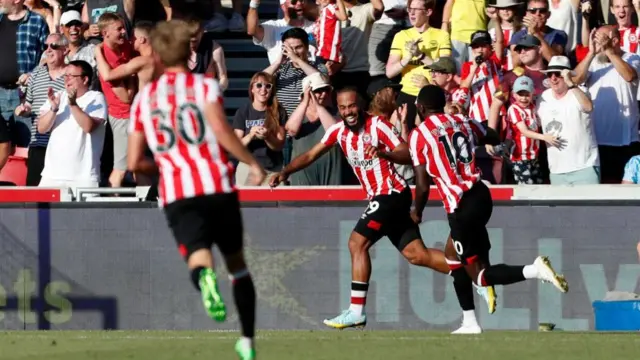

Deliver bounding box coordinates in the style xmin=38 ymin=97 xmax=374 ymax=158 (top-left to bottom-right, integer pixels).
xmin=224 ymin=252 xmax=257 ymax=343
xmin=400 ymin=239 xmax=450 ymax=275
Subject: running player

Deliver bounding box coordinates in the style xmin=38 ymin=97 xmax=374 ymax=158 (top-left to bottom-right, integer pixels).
xmin=126 ymin=20 xmax=264 ymax=360
xmin=409 ymin=85 xmax=569 ymax=334
xmin=270 ymin=87 xmax=464 ymax=330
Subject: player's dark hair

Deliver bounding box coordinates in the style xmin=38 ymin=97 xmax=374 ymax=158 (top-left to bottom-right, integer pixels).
xmin=336 ymin=86 xmax=359 ymax=97
xmin=68 ymin=60 xmax=93 ymax=85
xmin=281 ymin=27 xmax=309 ymax=47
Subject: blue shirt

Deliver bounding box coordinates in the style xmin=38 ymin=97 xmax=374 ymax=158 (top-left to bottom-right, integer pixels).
xmin=622 ymin=155 xmax=640 ymax=184
xmin=0 ymin=10 xmax=49 ymax=75
xmin=509 ymin=26 xmax=568 ymax=53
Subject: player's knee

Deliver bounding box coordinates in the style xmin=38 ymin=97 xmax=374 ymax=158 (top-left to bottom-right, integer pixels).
xmin=348 ymin=234 xmax=370 ymax=255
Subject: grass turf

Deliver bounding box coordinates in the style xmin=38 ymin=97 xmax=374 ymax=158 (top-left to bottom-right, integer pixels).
xmin=0 ymin=330 xmax=639 ymax=359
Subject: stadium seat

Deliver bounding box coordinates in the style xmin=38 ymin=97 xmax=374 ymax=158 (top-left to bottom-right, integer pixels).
xmin=0 ymin=147 xmax=28 ymax=186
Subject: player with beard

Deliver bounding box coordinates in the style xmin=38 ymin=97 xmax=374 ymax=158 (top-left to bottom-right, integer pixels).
xmin=409 ymin=85 xmax=570 ymax=334
xmin=270 ymin=87 xmax=490 ymax=330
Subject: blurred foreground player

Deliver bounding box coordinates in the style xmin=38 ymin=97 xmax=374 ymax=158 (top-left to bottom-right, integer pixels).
xmin=409 ymin=85 xmax=569 ymax=334
xmin=271 ymin=87 xmax=459 ymax=329
xmin=126 ymin=20 xmax=265 ymax=360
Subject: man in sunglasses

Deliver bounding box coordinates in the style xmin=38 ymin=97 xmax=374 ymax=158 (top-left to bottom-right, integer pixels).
xmin=509 ymin=0 xmax=567 ymax=63
xmin=14 ymin=33 xmax=67 ymax=186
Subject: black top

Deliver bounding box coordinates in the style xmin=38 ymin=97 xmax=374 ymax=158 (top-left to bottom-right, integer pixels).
xmin=0 ymin=17 xmax=21 ymax=86
xmin=232 ymin=103 xmax=287 ymax=171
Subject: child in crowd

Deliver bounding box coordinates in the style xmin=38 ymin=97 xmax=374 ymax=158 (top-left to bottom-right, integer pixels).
xmin=506 ymin=76 xmax=558 ymax=184
xmin=313 ymin=0 xmax=347 ymax=65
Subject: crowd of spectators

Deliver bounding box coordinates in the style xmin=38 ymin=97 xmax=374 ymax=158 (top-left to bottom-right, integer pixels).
xmin=1 ymin=0 xmax=640 ymax=189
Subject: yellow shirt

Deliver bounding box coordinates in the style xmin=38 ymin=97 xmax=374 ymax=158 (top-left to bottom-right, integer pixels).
xmin=450 ymin=0 xmax=487 ymax=44
xmin=390 ymin=27 xmax=452 ymax=97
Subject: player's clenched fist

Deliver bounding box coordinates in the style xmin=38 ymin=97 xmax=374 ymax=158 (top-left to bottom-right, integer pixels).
xmin=269 ymin=172 xmax=288 ymax=188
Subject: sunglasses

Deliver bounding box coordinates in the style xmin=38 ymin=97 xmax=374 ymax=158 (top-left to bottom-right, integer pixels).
xmin=527 ymin=7 xmax=548 ymax=14
xmin=46 ymin=43 xmax=64 ymax=50
xmin=545 ymin=72 xmax=562 ymax=78
xmin=255 ymin=82 xmax=273 ymax=90
xmin=313 ymin=86 xmax=330 ymax=93
xmin=514 ymin=46 xmax=535 ymax=53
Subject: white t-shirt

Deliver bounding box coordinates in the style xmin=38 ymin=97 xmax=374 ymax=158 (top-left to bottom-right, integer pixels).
xmin=39 ymin=90 xmax=108 ymax=183
xmin=537 ymin=88 xmax=599 ymax=174
xmin=546 ymin=0 xmax=578 ymax=52
xmin=375 ymin=0 xmax=406 ymax=26
xmin=586 ymin=52 xmax=640 ymax=146
xmin=253 ymin=18 xmax=317 ymax=64
xmin=341 ymin=3 xmax=375 ymax=72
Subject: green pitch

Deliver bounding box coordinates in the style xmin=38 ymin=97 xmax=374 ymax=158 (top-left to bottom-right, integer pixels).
xmin=1 ymin=330 xmax=639 ymax=359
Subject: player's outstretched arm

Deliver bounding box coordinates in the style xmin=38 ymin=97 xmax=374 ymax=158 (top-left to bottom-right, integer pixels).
xmin=378 ymin=142 xmax=412 ymax=165
xmin=469 ymin=119 xmax=501 ymax=146
xmin=413 ymin=165 xmax=431 ymax=222
xmin=270 ymin=142 xmax=332 ymax=187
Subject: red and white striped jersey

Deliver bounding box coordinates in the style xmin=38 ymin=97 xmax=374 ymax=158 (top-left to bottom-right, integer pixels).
xmin=321 ymin=116 xmax=407 ymax=198
xmin=489 ymin=27 xmax=521 ymax=71
xmin=446 ymin=87 xmax=470 ymax=114
xmin=507 ymin=103 xmax=540 ymax=161
xmin=619 ymin=26 xmax=640 ymax=54
xmin=409 ymin=113 xmax=484 ymax=213
xmin=129 ymin=71 xmax=235 ymax=207
xmin=315 ymin=4 xmax=342 ymax=62
xmin=461 ymin=54 xmax=503 ymax=122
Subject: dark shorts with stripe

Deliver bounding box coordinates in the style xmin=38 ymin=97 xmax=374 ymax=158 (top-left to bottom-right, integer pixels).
xmin=163 ymin=193 xmax=244 ymax=260
xmin=353 ymin=188 xmax=420 ymax=251
xmin=446 ymin=181 xmax=493 ymax=264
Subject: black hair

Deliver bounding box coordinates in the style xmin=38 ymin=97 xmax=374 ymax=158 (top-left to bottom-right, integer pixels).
xmin=68 ymin=60 xmax=93 ymax=85
xmin=281 ymin=27 xmax=309 ymax=47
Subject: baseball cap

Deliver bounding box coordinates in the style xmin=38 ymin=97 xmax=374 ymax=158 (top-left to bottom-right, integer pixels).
xmin=60 ymin=11 xmax=82 ymax=26
xmin=470 ymin=30 xmax=492 ymax=47
xmin=300 ymin=72 xmax=332 ymax=99
xmin=416 ymin=85 xmax=446 ymax=110
xmin=367 ymin=77 xmax=402 ymax=98
xmin=542 ymin=56 xmax=572 ymax=72
xmin=513 ymin=76 xmax=534 ymax=93
xmin=424 ymin=57 xmax=457 ymax=74
xmin=514 ymin=34 xmax=541 ymax=49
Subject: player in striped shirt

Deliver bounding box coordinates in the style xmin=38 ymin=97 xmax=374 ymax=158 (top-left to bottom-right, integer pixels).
xmin=506 ymin=76 xmax=559 ymax=184
xmin=270 ymin=87 xmax=451 ymax=330
xmin=410 ymin=85 xmax=569 ymax=334
xmin=126 ymin=20 xmax=265 ymax=360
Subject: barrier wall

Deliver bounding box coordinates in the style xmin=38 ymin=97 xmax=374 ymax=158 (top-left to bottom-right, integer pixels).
xmin=0 ymin=187 xmax=639 ymax=331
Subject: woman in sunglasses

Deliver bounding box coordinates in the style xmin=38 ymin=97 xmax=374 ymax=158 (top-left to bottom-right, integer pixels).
xmin=232 ymin=72 xmax=287 ymax=186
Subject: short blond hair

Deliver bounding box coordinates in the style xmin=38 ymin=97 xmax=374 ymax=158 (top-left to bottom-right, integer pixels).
xmin=150 ymin=20 xmax=192 ymax=68
xmin=97 ymin=12 xmax=124 ymax=32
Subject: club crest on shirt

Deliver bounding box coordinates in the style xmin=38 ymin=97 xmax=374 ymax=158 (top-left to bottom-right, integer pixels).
xmin=631 ymin=34 xmax=638 ymax=43
xmin=363 ymin=133 xmax=372 ymax=144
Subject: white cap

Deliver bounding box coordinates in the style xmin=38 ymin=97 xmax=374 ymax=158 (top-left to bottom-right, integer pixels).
xmin=60 ymin=11 xmax=82 ymax=26
xmin=280 ymin=0 xmax=286 ymax=4
xmin=300 ymin=72 xmax=332 ymax=99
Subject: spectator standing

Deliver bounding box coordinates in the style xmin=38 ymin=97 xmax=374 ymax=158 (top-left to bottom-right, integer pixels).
xmin=233 ymin=72 xmax=287 ymax=186
xmin=25 ymin=0 xmax=61 ymax=33
xmin=264 ymin=28 xmax=326 ymax=165
xmin=0 ymin=0 xmax=49 ymax=148
xmin=15 ymin=33 xmax=67 ymax=186
xmin=37 ymin=60 xmax=108 ymax=188
xmin=573 ymin=26 xmax=640 ymax=183
xmin=424 ymin=57 xmax=470 ymax=114
xmin=83 ymin=0 xmax=135 ymax=43
xmin=505 ymin=76 xmax=556 ymax=184
xmin=368 ymin=0 xmax=407 ymax=79
xmin=335 ymin=0 xmax=384 ymax=99
xmin=186 ymin=18 xmax=228 ymax=92
xmin=95 ymin=22 xmax=160 ymax=90
xmin=509 ymin=0 xmax=567 ymax=64
xmin=386 ymin=0 xmax=451 ymax=131
xmin=488 ymin=0 xmax=525 ymax=71
xmin=285 ymin=72 xmax=349 ymax=185
xmin=60 ymin=10 xmax=99 ymax=91
xmin=546 ymin=0 xmax=579 ymax=54
xmin=441 ymin=0 xmax=488 ymax=68
xmin=96 ymin=12 xmax=134 ymax=187
xmin=248 ymin=0 xmax=317 ymax=65
xmin=314 ymin=0 xmax=347 ymax=66
xmin=537 ymin=56 xmax=599 ymax=184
